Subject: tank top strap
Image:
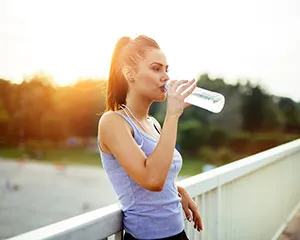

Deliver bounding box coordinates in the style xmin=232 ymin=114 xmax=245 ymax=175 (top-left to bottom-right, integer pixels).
xmin=114 ymin=111 xmax=144 ymax=148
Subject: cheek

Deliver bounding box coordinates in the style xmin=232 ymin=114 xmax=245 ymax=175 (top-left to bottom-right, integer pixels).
xmin=137 ymin=71 xmax=158 ymax=89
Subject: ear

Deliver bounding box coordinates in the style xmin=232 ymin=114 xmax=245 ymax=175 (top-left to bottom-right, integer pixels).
xmin=122 ymin=65 xmax=135 ymax=82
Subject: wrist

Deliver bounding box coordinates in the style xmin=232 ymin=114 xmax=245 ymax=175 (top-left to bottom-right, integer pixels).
xmin=165 ymin=113 xmax=180 ymax=121
xmin=177 ymin=185 xmax=188 ymax=196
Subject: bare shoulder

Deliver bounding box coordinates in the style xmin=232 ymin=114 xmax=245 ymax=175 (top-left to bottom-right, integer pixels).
xmin=98 ymin=110 xmax=134 ymax=136
xmin=99 ymin=111 xmax=114 ymax=131
xmin=99 ymin=111 xmax=129 ymax=131
xmin=99 ymin=111 xmax=118 ymax=126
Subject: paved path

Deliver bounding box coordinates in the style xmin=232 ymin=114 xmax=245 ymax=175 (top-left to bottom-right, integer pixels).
xmin=0 ymin=158 xmax=119 ymax=239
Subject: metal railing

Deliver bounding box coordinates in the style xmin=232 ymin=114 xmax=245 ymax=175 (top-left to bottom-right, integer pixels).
xmin=7 ymin=139 xmax=300 ymax=240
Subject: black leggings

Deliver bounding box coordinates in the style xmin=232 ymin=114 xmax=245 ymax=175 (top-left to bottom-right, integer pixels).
xmin=123 ymin=230 xmax=189 ymax=240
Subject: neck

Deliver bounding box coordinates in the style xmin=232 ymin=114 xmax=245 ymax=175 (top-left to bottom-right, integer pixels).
xmin=124 ymin=92 xmax=152 ymax=122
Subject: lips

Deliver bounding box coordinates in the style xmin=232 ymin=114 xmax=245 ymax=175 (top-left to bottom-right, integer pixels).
xmin=160 ymin=85 xmax=167 ymax=92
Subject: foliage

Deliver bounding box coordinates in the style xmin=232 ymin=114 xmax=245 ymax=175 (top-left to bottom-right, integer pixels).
xmin=0 ymin=72 xmax=299 ymax=168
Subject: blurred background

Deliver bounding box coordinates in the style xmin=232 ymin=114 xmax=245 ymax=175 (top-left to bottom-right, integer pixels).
xmin=0 ymin=0 xmax=299 ymax=238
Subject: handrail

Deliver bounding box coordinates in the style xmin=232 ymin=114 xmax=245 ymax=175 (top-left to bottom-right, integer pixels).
xmin=7 ymin=138 xmax=300 ymax=240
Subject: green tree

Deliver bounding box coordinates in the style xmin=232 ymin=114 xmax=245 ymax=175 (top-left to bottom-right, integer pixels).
xmin=0 ymin=99 xmax=10 ymax=144
xmin=241 ymin=85 xmax=265 ymax=132
xmin=178 ymin=120 xmax=210 ymax=156
xmin=278 ymin=97 xmax=300 ymax=133
xmin=209 ymin=128 xmax=229 ymax=149
xmin=241 ymin=85 xmax=282 ymax=132
xmin=65 ymin=80 xmax=106 ymax=138
xmin=19 ymin=76 xmax=55 ymax=141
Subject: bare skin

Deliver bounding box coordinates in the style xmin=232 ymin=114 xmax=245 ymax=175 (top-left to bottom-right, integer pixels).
xmin=98 ymin=48 xmax=203 ymax=231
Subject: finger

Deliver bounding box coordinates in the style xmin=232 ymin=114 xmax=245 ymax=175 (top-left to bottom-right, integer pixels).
xmin=195 ymin=217 xmax=201 ymax=232
xmin=191 ymin=208 xmax=199 ymax=227
xmin=192 ymin=215 xmax=202 ymax=232
xmin=199 ymin=216 xmax=204 ymax=230
xmin=193 ymin=218 xmax=197 ymax=229
xmin=189 ymin=213 xmax=196 ymax=229
xmin=182 ymin=82 xmax=196 ymax=99
xmin=178 ymin=79 xmax=196 ymax=94
xmin=198 ymin=222 xmax=202 ymax=232
xmin=193 ymin=212 xmax=203 ymax=231
xmin=166 ymin=80 xmax=176 ymax=89
xmin=173 ymin=79 xmax=189 ymax=91
xmin=193 ymin=209 xmax=199 ymax=228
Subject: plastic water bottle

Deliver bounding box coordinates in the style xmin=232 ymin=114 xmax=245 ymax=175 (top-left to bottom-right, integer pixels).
xmin=184 ymin=86 xmax=225 ymax=113
xmin=164 ymin=80 xmax=225 ymax=113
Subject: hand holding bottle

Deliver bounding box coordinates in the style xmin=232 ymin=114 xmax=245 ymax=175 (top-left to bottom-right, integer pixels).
xmin=165 ymin=79 xmax=196 ymax=118
xmin=165 ymin=78 xmax=225 ymax=114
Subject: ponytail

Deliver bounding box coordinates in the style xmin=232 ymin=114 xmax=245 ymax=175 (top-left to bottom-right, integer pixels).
xmin=105 ymin=37 xmax=131 ymax=111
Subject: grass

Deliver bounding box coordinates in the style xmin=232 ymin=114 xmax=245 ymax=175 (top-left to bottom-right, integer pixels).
xmin=0 ymin=147 xmax=102 ymax=167
xmin=0 ymin=147 xmax=206 ymax=176
xmin=180 ymin=157 xmax=206 ymax=176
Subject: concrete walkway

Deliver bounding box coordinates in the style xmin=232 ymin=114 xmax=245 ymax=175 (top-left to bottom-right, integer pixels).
xmin=0 ymin=158 xmax=119 ymax=239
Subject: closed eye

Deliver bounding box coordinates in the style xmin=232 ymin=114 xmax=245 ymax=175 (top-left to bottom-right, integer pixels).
xmin=152 ymin=67 xmax=169 ymax=73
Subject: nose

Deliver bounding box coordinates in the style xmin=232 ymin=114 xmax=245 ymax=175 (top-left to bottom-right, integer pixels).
xmin=161 ymin=72 xmax=170 ymax=83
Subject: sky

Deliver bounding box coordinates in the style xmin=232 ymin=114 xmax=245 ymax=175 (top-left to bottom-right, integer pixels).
xmin=0 ymin=0 xmax=300 ymax=101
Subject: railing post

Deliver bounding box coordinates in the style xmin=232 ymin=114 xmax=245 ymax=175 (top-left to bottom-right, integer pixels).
xmin=217 ymin=180 xmax=221 ymax=240
xmin=201 ymin=193 xmax=205 ymax=240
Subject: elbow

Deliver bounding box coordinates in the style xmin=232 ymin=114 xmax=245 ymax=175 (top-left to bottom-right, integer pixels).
xmin=148 ymin=184 xmax=164 ymax=192
xmin=146 ymin=178 xmax=165 ymax=192
xmin=143 ymin=159 xmax=165 ymax=191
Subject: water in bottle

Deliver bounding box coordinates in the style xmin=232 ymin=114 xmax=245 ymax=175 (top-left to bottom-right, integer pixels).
xmin=164 ymin=80 xmax=225 ymax=113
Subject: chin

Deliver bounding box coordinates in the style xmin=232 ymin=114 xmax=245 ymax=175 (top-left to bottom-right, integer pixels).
xmin=154 ymin=94 xmax=167 ymax=102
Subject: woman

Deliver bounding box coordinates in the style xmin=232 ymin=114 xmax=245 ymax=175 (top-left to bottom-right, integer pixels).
xmin=98 ymin=35 xmax=203 ymax=240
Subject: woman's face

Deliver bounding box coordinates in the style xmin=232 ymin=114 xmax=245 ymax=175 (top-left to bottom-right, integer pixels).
xmin=129 ymin=48 xmax=169 ymax=102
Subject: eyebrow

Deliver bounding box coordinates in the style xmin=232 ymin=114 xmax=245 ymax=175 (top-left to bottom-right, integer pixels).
xmin=151 ymin=62 xmax=168 ymax=69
